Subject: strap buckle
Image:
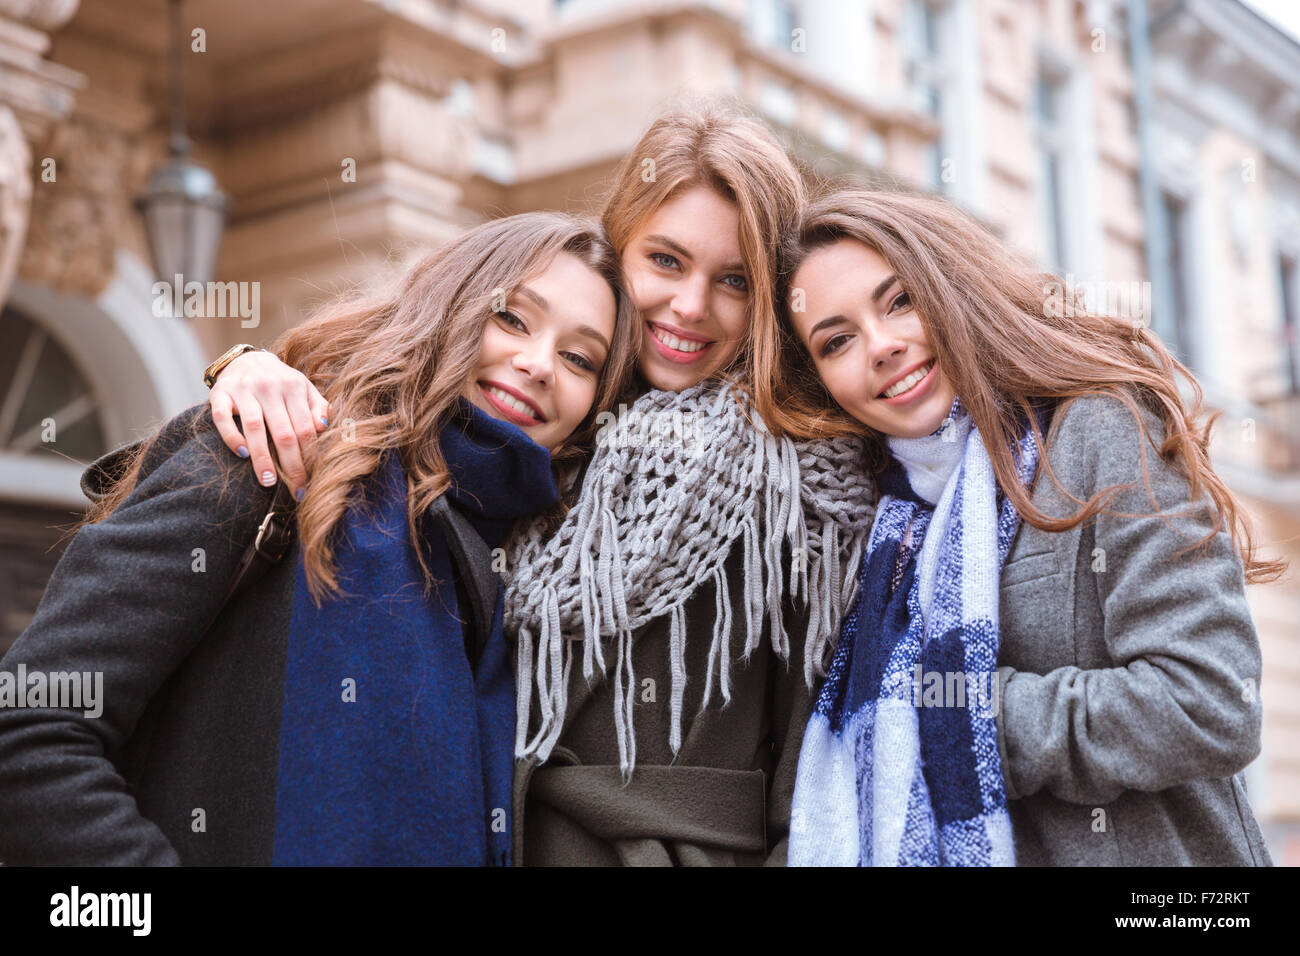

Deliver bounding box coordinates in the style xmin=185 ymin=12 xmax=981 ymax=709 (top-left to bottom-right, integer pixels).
xmin=253 ymin=493 xmax=295 ymax=557
xmin=253 ymin=508 xmax=280 ymax=553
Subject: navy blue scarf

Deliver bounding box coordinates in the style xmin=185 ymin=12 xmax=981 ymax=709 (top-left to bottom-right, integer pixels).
xmin=272 ymin=398 xmax=557 ymax=865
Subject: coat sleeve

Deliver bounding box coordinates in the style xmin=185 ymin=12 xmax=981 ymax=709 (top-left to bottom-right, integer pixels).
xmin=995 ymin=394 xmax=1264 ymax=805
xmin=0 ymin=407 xmax=276 ymax=864
xmin=762 ymin=590 xmax=818 ymax=866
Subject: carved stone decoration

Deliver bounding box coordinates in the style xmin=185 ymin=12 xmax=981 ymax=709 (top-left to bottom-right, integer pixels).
xmin=0 ymin=0 xmax=80 ymax=33
xmin=0 ymin=104 xmax=33 ymax=308
xmin=18 ymin=115 xmax=141 ymax=297
xmin=0 ymin=0 xmax=81 ymax=306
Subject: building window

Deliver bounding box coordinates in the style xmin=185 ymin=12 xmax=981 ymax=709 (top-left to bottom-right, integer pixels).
xmin=748 ymin=0 xmax=799 ymax=51
xmin=860 ymin=130 xmax=887 ymax=169
xmin=1281 ymin=253 xmax=1299 ymax=393
xmin=1161 ymin=190 xmax=1197 ymax=372
xmin=901 ymin=1 xmax=958 ymax=195
xmin=773 ymin=0 xmax=796 ymax=46
xmin=902 ymin=0 xmax=942 ymax=116
xmin=1034 ymin=63 xmax=1071 ymax=271
xmin=474 ymin=135 xmax=515 ymax=184
xmin=446 ymin=78 xmax=474 ymax=116
xmin=821 ymin=109 xmax=849 ymax=153
xmin=0 ymin=305 xmax=107 ymax=463
xmin=760 ymin=80 xmax=798 ymax=127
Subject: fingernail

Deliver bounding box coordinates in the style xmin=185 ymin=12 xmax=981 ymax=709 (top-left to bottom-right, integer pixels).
xmin=237 ymin=445 xmax=249 ymax=458
xmin=320 ymin=416 xmax=329 ymax=427
xmin=261 ymin=470 xmax=275 ymax=486
xmin=295 ymin=487 xmax=306 ymax=502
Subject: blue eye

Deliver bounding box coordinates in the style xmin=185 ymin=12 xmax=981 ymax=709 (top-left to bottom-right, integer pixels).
xmin=650 ymin=252 xmax=679 ymax=270
xmin=722 ymin=274 xmax=749 ymax=292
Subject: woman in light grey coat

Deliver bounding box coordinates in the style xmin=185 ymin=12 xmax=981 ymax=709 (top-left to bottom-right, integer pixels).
xmin=766 ymin=186 xmax=1276 ymax=866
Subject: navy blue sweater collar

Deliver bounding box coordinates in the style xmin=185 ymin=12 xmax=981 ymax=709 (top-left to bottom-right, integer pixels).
xmin=438 ymin=398 xmax=559 ymax=547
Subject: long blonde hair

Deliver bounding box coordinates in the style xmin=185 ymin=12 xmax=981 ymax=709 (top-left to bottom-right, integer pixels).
xmin=88 ymin=212 xmax=640 ymax=603
xmin=599 ymin=98 xmax=807 ymax=397
xmin=766 ymin=185 xmax=1285 ymax=584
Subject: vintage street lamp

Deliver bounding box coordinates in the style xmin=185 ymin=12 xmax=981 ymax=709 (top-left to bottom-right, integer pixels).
xmin=135 ymin=0 xmax=227 ymax=288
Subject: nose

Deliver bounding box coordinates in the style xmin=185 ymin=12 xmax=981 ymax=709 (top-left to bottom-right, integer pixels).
xmin=670 ymin=274 xmax=709 ymax=324
xmin=512 ymin=337 xmax=554 ymax=386
xmin=868 ymin=326 xmax=908 ymax=371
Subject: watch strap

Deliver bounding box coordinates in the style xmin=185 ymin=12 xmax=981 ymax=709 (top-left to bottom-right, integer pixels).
xmin=204 ymin=344 xmax=265 ymax=388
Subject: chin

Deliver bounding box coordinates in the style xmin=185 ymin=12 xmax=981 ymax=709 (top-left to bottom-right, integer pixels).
xmin=892 ymin=420 xmax=941 ymax=439
xmin=640 ymin=362 xmax=698 ymax=393
xmin=851 ymin=400 xmax=950 ymax=440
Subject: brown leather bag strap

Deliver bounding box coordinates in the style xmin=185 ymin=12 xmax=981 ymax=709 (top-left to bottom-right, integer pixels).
xmin=81 ymin=430 xmax=299 ymax=635
xmin=222 ymin=482 xmax=299 ymax=605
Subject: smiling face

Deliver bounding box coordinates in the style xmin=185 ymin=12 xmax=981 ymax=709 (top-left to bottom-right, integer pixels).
xmin=464 ymin=250 xmax=616 ymax=451
xmin=620 ymin=185 xmax=751 ymax=391
xmin=790 ymin=239 xmax=957 ymax=439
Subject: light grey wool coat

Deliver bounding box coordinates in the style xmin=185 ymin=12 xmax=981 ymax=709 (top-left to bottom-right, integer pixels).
xmin=994 ymin=392 xmax=1271 ymax=865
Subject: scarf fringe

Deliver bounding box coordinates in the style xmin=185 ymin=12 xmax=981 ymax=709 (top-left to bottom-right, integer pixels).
xmin=701 ymin=563 xmax=733 ymax=713
xmin=514 ymin=624 xmax=533 ymax=758
xmin=668 ymin=602 xmax=687 ymax=754
xmin=612 ymin=625 xmax=636 ymax=779
xmin=508 ymin=384 xmax=875 ymax=774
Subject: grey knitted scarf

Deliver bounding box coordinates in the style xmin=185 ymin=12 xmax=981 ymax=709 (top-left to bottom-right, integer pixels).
xmin=503 ymin=381 xmax=876 ymax=776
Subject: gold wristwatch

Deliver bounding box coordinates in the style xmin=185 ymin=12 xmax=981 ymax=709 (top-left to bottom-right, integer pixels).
xmin=204 ymin=343 xmax=265 ymax=389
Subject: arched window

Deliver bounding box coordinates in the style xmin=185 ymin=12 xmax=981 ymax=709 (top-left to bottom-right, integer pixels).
xmin=0 ymin=305 xmax=113 ymax=654
xmin=1 ymin=253 xmax=208 ymax=655
xmin=0 ymin=305 xmax=108 ymax=463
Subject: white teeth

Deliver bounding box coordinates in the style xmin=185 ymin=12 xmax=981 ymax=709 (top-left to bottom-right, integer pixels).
xmin=882 ymin=360 xmax=935 ymax=399
xmin=486 ymin=385 xmax=540 ymax=421
xmin=652 ymin=325 xmax=707 ymax=353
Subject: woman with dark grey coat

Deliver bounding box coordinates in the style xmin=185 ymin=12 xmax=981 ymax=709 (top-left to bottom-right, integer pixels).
xmin=0 ymin=212 xmax=638 ymax=865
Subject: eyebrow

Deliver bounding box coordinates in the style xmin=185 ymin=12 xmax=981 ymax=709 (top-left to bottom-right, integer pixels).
xmin=805 ymin=275 xmax=902 ymax=339
xmin=871 ymin=273 xmax=899 ymax=304
xmin=517 ymin=285 xmax=549 ymax=312
xmin=808 ymin=315 xmax=848 ymax=338
xmin=573 ymin=324 xmax=611 ymax=353
xmin=644 ymin=234 xmax=746 ymax=275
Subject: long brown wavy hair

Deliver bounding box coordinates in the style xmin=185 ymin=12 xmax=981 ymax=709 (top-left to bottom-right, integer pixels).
xmin=86 ymin=212 xmax=640 ymax=603
xmin=763 ymin=185 xmax=1285 ymax=584
xmin=599 ymin=97 xmax=807 ymax=401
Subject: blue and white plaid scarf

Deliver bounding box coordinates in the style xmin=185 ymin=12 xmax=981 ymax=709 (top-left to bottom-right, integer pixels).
xmin=789 ymin=398 xmax=1041 ymax=866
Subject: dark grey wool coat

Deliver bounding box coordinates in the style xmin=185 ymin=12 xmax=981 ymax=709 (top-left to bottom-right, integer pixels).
xmin=0 ymin=406 xmax=294 ymax=864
